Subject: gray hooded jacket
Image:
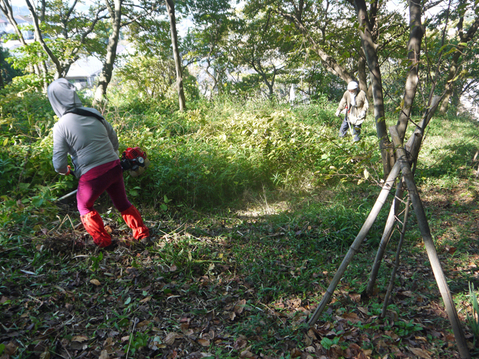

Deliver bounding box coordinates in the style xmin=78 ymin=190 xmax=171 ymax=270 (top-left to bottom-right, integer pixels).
xmin=48 ymin=78 xmax=119 ymax=178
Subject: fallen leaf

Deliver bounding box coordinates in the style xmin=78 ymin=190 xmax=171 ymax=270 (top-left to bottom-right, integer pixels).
xmin=164 ymin=332 xmax=182 ymax=345
xmin=445 ymin=246 xmax=457 ymax=254
xmin=90 ymin=279 xmax=101 ymax=286
xmin=4 ymin=342 xmax=18 ymax=355
xmin=358 ymin=307 xmax=369 ymax=317
xmin=71 ymin=335 xmax=88 ymax=342
xmin=234 ymin=299 xmax=246 ymax=314
xmin=410 ymin=347 xmax=432 ymax=359
xmin=240 ymin=347 xmax=254 ymax=358
xmin=137 ymin=320 xmax=150 ymax=328
xmin=99 ymin=350 xmax=109 ymax=359
xmin=341 ymin=312 xmax=360 ymax=323
xmin=290 ymin=348 xmax=302 ymax=358
xmin=348 ymin=292 xmax=361 ymax=302
xmin=197 ymin=338 xmax=210 ymax=347
xmin=445 ymin=334 xmax=455 ymax=342
xmin=234 ymin=336 xmax=248 ymax=350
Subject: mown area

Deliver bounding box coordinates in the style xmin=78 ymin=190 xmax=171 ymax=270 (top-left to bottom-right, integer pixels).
xmin=1 ymin=88 xmax=479 ymax=359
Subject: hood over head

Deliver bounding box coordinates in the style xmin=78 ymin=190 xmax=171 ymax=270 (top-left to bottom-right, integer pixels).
xmin=47 ymin=78 xmax=83 ymax=118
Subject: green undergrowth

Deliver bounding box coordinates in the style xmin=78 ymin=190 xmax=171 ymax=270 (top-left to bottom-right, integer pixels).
xmin=1 ymin=91 xmax=382 ymax=234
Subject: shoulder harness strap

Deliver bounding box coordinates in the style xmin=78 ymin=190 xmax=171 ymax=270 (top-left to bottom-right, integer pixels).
xmin=64 ymin=108 xmax=105 ymax=121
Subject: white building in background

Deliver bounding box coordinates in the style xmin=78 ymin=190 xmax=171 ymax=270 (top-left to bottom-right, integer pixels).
xmin=65 ymin=41 xmax=134 ymax=90
xmin=0 ymin=18 xmax=8 ymax=34
xmin=0 ymin=15 xmax=34 ymax=39
xmin=65 ymin=56 xmax=103 ymax=90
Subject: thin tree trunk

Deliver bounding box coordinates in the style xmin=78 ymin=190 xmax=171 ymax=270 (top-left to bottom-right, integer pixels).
xmin=25 ymin=0 xmax=65 ymax=77
xmin=0 ymin=0 xmax=41 ymax=76
xmin=353 ymin=0 xmax=393 ymax=177
xmin=94 ymin=0 xmax=122 ymax=106
xmin=166 ymin=0 xmax=186 ymax=111
xmin=358 ymin=55 xmax=368 ymax=95
xmin=278 ymin=9 xmax=355 ymax=83
xmin=396 ymin=0 xmax=423 ymax=142
xmin=439 ymin=12 xmax=479 ymax=113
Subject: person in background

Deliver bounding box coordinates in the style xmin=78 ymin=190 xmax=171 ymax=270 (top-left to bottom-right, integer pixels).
xmin=48 ymin=78 xmax=149 ymax=247
xmin=335 ymin=81 xmax=369 ymax=142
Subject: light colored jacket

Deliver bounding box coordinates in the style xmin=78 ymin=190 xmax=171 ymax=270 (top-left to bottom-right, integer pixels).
xmin=48 ymin=78 xmax=119 ymax=178
xmin=336 ymin=89 xmax=369 ymax=125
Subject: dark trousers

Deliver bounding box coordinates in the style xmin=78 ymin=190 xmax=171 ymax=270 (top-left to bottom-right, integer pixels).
xmin=339 ymin=116 xmax=361 ymax=141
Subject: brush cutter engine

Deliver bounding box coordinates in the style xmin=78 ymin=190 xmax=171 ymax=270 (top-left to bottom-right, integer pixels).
xmin=121 ymin=147 xmax=149 ymax=177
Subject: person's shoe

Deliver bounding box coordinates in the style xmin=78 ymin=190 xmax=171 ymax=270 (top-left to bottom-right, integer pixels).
xmin=80 ymin=210 xmax=112 ymax=247
xmin=121 ymin=205 xmax=150 ymax=240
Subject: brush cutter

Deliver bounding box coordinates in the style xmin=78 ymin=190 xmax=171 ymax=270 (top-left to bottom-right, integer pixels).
xmin=55 ymin=147 xmax=149 ymax=202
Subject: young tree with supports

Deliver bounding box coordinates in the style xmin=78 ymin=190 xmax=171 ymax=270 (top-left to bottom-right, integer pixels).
xmin=306 ymin=1 xmax=471 ymax=357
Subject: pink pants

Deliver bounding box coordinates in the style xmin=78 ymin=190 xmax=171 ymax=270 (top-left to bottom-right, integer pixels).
xmin=76 ymin=163 xmax=131 ymax=216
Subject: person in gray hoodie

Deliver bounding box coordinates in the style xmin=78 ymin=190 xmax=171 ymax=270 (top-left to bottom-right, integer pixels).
xmin=48 ymin=78 xmax=149 ymax=247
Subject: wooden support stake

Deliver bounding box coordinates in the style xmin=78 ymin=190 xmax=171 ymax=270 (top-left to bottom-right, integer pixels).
xmin=308 ymin=161 xmax=401 ymax=326
xmin=366 ymin=183 xmax=404 ymax=295
xmin=366 ymin=96 xmax=442 ymax=294
xmin=390 ymin=125 xmax=470 ymax=359
xmin=381 ymin=195 xmax=410 ymax=317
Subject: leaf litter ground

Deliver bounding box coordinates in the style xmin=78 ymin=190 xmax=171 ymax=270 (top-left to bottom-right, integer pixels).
xmin=1 ymin=182 xmax=479 ymax=359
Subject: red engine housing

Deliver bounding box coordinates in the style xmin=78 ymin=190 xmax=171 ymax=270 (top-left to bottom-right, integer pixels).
xmin=122 ymin=147 xmax=147 ymax=161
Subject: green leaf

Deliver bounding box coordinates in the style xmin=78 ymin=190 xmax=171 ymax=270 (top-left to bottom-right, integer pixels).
xmin=321 ymin=337 xmax=334 ymax=350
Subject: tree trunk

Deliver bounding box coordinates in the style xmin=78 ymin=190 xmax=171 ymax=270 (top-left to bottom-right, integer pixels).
xmin=358 ymin=55 xmax=368 ymax=95
xmin=25 ymin=0 xmax=64 ymax=78
xmin=439 ymin=13 xmax=479 ymax=114
xmin=395 ymin=0 xmax=423 ymax=142
xmin=354 ymin=0 xmax=393 ymax=177
xmin=94 ymin=0 xmax=122 ymax=107
xmin=166 ymin=0 xmax=186 ymax=111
